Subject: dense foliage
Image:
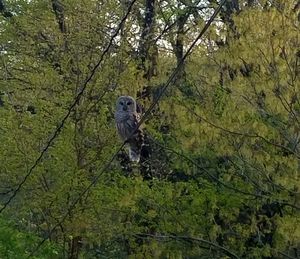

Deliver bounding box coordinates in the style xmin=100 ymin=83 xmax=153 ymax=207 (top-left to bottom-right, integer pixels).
xmin=0 ymin=0 xmax=299 ymax=258
xmin=0 ymin=217 xmax=58 ymax=258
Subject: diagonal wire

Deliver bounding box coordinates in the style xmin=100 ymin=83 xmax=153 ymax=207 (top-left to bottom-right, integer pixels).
xmin=27 ymin=0 xmax=227 ymax=256
xmin=137 ymin=0 xmax=226 ymax=128
xmin=0 ymin=0 xmax=137 ymax=214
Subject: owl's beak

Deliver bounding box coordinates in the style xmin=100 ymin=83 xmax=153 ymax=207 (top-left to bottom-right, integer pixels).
xmin=123 ymin=106 xmax=128 ymax=111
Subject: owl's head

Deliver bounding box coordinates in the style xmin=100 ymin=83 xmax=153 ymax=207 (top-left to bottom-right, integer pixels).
xmin=116 ymin=96 xmax=136 ymax=113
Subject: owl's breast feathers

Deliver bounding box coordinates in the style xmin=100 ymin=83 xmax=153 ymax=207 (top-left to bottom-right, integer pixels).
xmin=115 ymin=112 xmax=143 ymax=142
xmin=115 ymin=112 xmax=144 ymax=162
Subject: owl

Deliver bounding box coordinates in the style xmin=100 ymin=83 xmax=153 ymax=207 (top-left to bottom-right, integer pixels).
xmin=115 ymin=96 xmax=144 ymax=162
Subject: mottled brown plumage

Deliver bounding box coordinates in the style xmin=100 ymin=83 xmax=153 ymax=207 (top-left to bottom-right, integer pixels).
xmin=115 ymin=96 xmax=144 ymax=162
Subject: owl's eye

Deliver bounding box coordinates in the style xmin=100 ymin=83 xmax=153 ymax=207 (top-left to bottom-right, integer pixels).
xmin=120 ymin=101 xmax=124 ymax=105
xmin=127 ymin=101 xmax=132 ymax=105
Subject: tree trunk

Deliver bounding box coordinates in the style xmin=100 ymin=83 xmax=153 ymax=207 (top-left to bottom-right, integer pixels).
xmin=0 ymin=0 xmax=12 ymax=17
xmin=51 ymin=0 xmax=67 ymax=33
xmin=174 ymin=11 xmax=188 ymax=86
xmin=138 ymin=0 xmax=157 ymax=80
xmin=68 ymin=236 xmax=82 ymax=259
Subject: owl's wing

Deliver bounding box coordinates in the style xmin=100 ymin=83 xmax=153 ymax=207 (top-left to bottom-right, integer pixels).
xmin=127 ymin=112 xmax=144 ymax=162
xmin=133 ymin=112 xmax=141 ymax=125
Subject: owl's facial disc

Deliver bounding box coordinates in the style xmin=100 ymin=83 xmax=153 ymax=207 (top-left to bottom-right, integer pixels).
xmin=117 ymin=96 xmax=135 ymax=113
